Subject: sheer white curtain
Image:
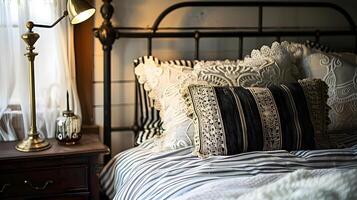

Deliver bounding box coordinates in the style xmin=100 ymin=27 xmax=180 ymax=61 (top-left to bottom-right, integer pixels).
xmin=0 ymin=0 xmax=81 ymax=141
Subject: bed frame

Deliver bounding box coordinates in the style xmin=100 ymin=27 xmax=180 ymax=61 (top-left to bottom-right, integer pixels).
xmin=94 ymin=0 xmax=357 ymax=163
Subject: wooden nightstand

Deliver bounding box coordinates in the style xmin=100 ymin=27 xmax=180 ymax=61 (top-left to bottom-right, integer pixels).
xmin=0 ymin=132 xmax=109 ymax=200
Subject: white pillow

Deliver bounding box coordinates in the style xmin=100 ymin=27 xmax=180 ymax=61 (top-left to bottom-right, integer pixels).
xmin=300 ymin=52 xmax=357 ymax=131
xmin=135 ymin=57 xmax=203 ymax=150
xmin=194 ymin=42 xmax=300 ymax=87
xmin=135 ymin=41 xmax=301 ymax=151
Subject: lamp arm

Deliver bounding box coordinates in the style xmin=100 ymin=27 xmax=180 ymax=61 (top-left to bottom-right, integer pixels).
xmin=32 ymin=11 xmax=68 ymax=29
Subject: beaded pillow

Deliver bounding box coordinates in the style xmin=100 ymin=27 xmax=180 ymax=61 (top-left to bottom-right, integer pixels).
xmin=183 ymin=79 xmax=330 ymax=157
xmin=134 ymin=41 xmax=302 ymax=151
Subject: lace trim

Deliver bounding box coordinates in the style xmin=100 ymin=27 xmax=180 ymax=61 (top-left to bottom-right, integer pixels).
xmin=134 ymin=56 xmax=195 ymax=111
xmin=248 ymin=87 xmax=282 ymax=150
xmin=157 ymin=68 xmax=207 ymax=151
xmin=134 ymin=57 xmax=163 ymax=110
xmin=135 ymin=41 xmax=304 ymax=111
xmin=193 ymin=41 xmax=302 ymax=88
xmin=183 ymin=85 xmax=226 ymax=157
xmin=181 ymin=85 xmax=200 ymax=156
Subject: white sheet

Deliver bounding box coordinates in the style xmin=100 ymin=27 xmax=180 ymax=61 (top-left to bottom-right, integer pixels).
xmin=100 ymin=140 xmax=357 ymax=200
xmin=173 ymin=168 xmax=357 ymax=200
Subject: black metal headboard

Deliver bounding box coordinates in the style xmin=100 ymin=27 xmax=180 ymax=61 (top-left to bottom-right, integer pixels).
xmin=94 ymin=0 xmax=357 ymax=163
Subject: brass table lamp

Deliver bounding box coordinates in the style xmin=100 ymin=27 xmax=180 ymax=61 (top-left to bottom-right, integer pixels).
xmin=16 ymin=0 xmax=95 ymax=152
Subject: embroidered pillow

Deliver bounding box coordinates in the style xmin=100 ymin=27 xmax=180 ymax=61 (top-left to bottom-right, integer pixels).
xmin=300 ymin=52 xmax=357 ymax=131
xmin=284 ymin=42 xmax=357 ymax=132
xmin=134 ymin=56 xmax=195 ymax=144
xmin=134 ymin=41 xmax=302 ymax=151
xmin=194 ymin=41 xmax=300 ymax=87
xmin=183 ymin=79 xmax=330 ymax=157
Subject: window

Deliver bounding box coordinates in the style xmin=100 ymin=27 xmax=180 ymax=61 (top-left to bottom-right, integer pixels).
xmin=0 ymin=0 xmax=80 ymax=141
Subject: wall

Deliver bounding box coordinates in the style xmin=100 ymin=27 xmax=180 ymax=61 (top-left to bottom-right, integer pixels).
xmin=93 ymin=0 xmax=357 ymax=156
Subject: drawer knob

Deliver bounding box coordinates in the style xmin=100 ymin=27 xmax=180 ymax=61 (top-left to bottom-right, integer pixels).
xmin=0 ymin=184 xmax=11 ymax=193
xmin=24 ymin=180 xmax=54 ymax=191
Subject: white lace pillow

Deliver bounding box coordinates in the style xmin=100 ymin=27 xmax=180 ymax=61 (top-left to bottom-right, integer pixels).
xmin=134 ymin=56 xmax=195 ymax=111
xmin=135 ymin=41 xmax=302 ymax=152
xmin=194 ymin=41 xmax=300 ymax=87
xmin=300 ymin=52 xmax=357 ymax=131
xmin=134 ymin=57 xmax=204 ymax=150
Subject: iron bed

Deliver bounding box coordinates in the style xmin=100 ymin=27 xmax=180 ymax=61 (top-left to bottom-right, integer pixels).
xmin=93 ymin=0 xmax=357 ymax=163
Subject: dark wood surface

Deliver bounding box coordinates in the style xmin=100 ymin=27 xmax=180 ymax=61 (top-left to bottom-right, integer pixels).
xmin=0 ymin=133 xmax=109 ymax=200
xmin=0 ymin=133 xmax=108 ymax=161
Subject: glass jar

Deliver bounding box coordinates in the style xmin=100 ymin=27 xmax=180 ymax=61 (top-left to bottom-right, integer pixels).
xmin=55 ymin=110 xmax=81 ymax=145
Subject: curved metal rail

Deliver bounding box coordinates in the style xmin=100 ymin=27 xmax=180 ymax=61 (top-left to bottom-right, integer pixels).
xmin=94 ymin=0 xmax=357 ymax=163
xmin=151 ymin=1 xmax=356 ymax=32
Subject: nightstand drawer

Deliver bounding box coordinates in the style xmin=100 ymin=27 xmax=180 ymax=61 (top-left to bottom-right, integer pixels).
xmin=0 ymin=133 xmax=107 ymax=199
xmin=0 ymin=165 xmax=88 ymax=198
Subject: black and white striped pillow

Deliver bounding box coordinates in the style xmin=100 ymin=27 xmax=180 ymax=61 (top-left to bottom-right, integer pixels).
xmin=133 ymin=56 xmax=195 ymax=69
xmin=184 ymin=79 xmax=331 ymax=157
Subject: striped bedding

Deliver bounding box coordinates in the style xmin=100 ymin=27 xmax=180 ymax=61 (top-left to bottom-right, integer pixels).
xmin=100 ymin=139 xmax=357 ymax=200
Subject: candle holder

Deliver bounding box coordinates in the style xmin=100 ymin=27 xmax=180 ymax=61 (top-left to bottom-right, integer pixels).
xmin=55 ymin=92 xmax=82 ymax=145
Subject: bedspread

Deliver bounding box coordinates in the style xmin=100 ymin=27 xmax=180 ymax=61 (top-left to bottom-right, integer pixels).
xmin=173 ymin=168 xmax=357 ymax=200
xmin=99 ymin=141 xmax=357 ymax=200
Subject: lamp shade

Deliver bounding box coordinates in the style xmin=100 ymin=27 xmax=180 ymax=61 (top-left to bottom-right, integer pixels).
xmin=67 ymin=0 xmax=96 ymax=24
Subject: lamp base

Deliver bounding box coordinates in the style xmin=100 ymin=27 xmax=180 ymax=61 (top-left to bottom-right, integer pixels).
xmin=16 ymin=135 xmax=51 ymax=152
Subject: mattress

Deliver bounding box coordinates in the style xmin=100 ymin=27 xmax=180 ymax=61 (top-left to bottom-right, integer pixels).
xmin=100 ymin=139 xmax=357 ymax=200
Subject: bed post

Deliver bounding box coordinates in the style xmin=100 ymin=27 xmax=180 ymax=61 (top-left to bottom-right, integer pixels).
xmin=94 ymin=0 xmax=118 ymax=163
